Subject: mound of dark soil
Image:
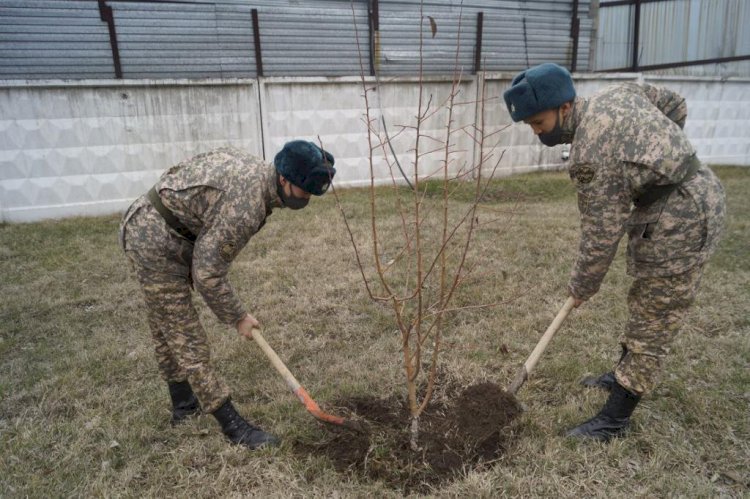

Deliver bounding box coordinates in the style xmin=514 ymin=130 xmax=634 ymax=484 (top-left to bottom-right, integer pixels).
xmin=294 ymin=382 xmax=522 ymax=494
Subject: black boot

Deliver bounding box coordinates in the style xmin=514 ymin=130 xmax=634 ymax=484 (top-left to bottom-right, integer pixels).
xmin=566 ymin=382 xmax=641 ymax=442
xmin=580 ymin=346 xmax=628 ymax=392
xmin=168 ymin=381 xmax=200 ymax=425
xmin=580 ymin=371 xmax=616 ymax=391
xmin=212 ymin=399 xmax=280 ymax=450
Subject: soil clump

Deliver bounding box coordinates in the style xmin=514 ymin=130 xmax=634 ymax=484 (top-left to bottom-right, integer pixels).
xmin=295 ymin=382 xmax=522 ymax=493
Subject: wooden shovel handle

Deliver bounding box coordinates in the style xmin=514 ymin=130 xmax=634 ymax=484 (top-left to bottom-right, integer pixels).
xmin=251 ymin=328 xmax=301 ymax=393
xmin=250 ymin=327 xmax=351 ymax=427
xmin=508 ymin=296 xmax=575 ymax=394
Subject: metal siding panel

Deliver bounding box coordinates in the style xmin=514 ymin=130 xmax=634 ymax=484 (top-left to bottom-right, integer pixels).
xmin=639 ymin=0 xmax=690 ymax=66
xmin=216 ymin=5 xmax=256 ymax=77
xmin=0 ymin=0 xmax=115 ymax=79
xmin=594 ymin=5 xmax=631 ymax=71
xmin=577 ymin=17 xmax=594 ymax=71
xmin=377 ymin=1 xmax=592 ymax=75
xmin=481 ymin=12 xmax=579 ymax=71
xmin=111 ymin=2 xmax=225 ymax=79
xmin=2 ymin=0 xmax=596 ymax=79
xmin=376 ymin=4 xmax=477 ymax=76
xmin=595 ymin=0 xmax=750 ymax=76
xmin=258 ymin=2 xmax=370 ymax=77
xmin=695 ymin=0 xmax=733 ymax=58
xmin=738 ymin=0 xmax=750 ymax=54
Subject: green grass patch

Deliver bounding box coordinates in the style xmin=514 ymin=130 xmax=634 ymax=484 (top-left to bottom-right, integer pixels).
xmin=1 ymin=167 xmax=748 ymax=497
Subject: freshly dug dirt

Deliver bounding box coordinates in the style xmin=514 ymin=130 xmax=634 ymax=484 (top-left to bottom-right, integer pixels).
xmin=294 ymin=382 xmax=522 ymax=494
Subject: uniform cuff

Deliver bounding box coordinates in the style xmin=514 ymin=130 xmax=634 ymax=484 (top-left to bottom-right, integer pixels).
xmin=568 ymin=279 xmax=598 ymax=302
xmin=224 ymin=309 xmax=247 ymax=326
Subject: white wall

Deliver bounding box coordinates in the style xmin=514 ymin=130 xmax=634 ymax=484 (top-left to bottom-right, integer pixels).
xmin=647 ymin=75 xmax=750 ymax=165
xmin=0 ymin=80 xmax=263 ymax=222
xmin=260 ymin=76 xmax=478 ymax=187
xmin=1 ymin=74 xmax=748 ymax=222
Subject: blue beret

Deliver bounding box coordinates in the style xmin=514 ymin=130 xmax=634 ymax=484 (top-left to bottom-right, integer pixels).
xmin=503 ymin=63 xmax=576 ymax=122
xmin=274 ymin=140 xmax=336 ymax=196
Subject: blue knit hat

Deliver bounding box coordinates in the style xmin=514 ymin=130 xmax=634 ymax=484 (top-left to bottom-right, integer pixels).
xmin=503 ymin=63 xmax=576 ymax=122
xmin=274 ymin=140 xmax=336 ymax=196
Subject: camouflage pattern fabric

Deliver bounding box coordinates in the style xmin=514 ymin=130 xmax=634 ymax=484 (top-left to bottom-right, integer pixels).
xmin=562 ymin=82 xmax=726 ymax=299
xmin=558 ymin=83 xmax=726 ymax=395
xmin=120 ymin=147 xmax=283 ymax=413
xmin=616 ymin=266 xmax=704 ymax=394
xmin=128 ymin=239 xmax=231 ymax=412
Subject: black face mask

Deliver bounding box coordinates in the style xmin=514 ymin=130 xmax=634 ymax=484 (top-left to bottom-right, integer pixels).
xmin=277 ymin=181 xmax=310 ymax=210
xmin=537 ymin=108 xmax=575 ymax=147
xmin=538 ymin=109 xmax=565 ymax=147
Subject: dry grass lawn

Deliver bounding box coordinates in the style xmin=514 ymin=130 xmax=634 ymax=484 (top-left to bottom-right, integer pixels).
xmin=1 ymin=167 xmax=748 ymax=497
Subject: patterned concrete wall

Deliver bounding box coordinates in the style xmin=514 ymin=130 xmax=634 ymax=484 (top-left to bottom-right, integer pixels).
xmin=483 ymin=73 xmax=750 ymax=174
xmin=1 ymin=75 xmax=748 ymax=222
xmin=259 ymin=76 xmax=478 ymax=187
xmin=0 ymin=80 xmax=262 ymax=222
xmin=647 ymin=76 xmax=750 ymax=165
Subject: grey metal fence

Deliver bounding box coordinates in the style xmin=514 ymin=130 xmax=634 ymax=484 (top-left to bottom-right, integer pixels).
xmin=0 ymin=0 xmax=592 ymax=79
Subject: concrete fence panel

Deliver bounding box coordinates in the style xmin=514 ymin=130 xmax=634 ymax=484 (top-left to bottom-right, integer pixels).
xmin=260 ymin=76 xmax=478 ymax=188
xmin=1 ymin=74 xmax=748 ymax=222
xmin=0 ymin=79 xmax=262 ymax=222
xmin=645 ymin=75 xmax=750 ymax=166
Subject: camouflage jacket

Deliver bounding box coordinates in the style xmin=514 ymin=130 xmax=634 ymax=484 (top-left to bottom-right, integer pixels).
xmin=561 ymin=83 xmax=725 ymax=300
xmin=122 ymin=147 xmax=283 ymax=324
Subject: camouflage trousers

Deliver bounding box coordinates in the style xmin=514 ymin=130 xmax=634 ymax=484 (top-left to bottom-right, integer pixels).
xmin=615 ymin=265 xmax=704 ymax=395
xmin=121 ymin=201 xmax=230 ymax=414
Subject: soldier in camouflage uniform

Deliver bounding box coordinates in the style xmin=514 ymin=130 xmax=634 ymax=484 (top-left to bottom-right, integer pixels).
xmin=503 ymin=63 xmax=725 ymax=441
xmin=119 ymin=141 xmax=336 ymax=449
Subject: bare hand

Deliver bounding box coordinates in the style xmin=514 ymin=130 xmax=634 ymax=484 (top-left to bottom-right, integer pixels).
xmin=236 ymin=313 xmax=261 ymax=340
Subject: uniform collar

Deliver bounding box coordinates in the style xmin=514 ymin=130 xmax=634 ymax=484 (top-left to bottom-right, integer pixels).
xmin=266 ymin=165 xmax=283 ymax=209
xmin=562 ymin=96 xmax=588 ymax=141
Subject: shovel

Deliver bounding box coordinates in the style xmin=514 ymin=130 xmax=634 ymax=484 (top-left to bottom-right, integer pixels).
xmin=507 ymin=296 xmax=575 ymax=395
xmin=251 ymin=327 xmax=364 ymax=432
